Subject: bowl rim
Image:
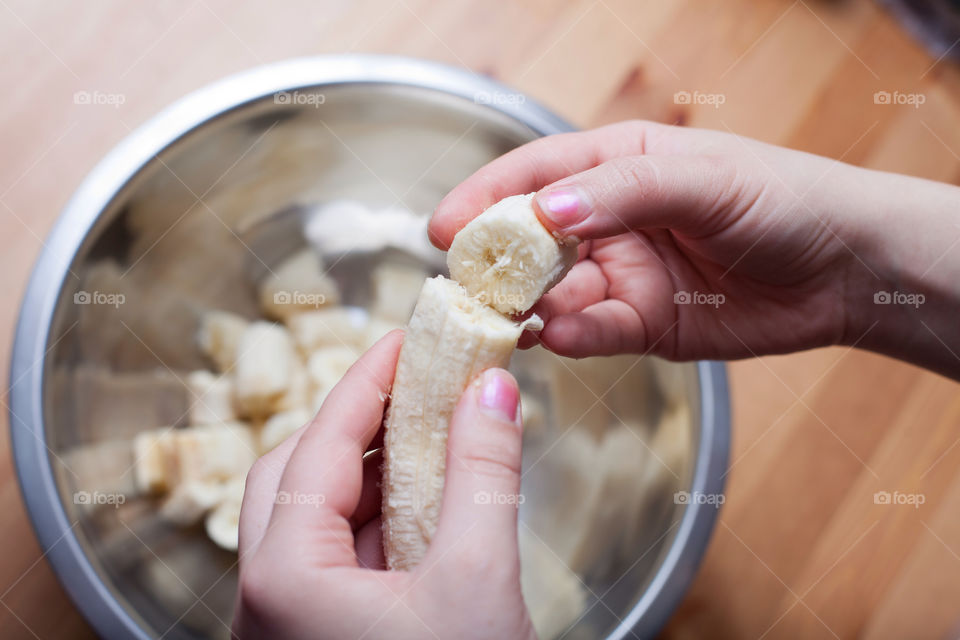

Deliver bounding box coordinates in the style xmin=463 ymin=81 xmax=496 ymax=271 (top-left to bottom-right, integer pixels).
xmin=8 ymin=53 xmax=729 ymax=640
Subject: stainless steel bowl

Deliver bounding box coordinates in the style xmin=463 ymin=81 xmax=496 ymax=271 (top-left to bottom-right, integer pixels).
xmin=9 ymin=55 xmax=729 ymax=639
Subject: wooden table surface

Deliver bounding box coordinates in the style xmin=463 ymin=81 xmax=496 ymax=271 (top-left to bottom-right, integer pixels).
xmin=2 ymin=1 xmax=959 ymax=638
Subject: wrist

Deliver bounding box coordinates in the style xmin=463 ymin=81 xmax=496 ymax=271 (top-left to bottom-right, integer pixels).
xmin=839 ymin=167 xmax=960 ymax=378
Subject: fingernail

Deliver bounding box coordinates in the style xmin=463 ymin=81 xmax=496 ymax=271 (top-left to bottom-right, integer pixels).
xmin=477 ymin=369 xmax=520 ymax=425
xmin=536 ymin=187 xmax=589 ymax=228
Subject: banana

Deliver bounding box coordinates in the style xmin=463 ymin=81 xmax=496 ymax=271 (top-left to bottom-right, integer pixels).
xmin=519 ymin=526 xmax=587 ymax=640
xmin=174 ymin=422 xmax=257 ymax=485
xmin=204 ymin=477 xmax=245 ymax=551
xmin=381 ymin=276 xmax=541 ymax=570
xmin=259 ymin=407 xmax=312 ymax=453
xmin=370 ymin=261 xmax=429 ymax=324
xmin=306 ymin=345 xmax=362 ymax=410
xmin=285 ymin=307 xmax=369 ymax=355
xmin=447 ymin=193 xmax=578 ymax=314
xmin=233 ymin=322 xmax=297 ymax=417
xmin=258 ymin=248 xmax=340 ymax=321
xmin=132 ymin=428 xmax=183 ymax=494
xmin=186 ymin=370 xmax=236 ymax=425
xmin=197 ymin=310 xmax=249 ymax=373
xmin=159 ymin=480 xmax=226 ymax=526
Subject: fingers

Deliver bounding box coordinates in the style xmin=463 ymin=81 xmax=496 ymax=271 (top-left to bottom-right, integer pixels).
xmin=532 ymin=154 xmax=742 ymax=242
xmin=429 ymin=122 xmax=670 ymax=249
xmin=238 ymin=423 xmax=310 ymax=558
xmin=262 ymin=330 xmax=403 ymax=568
xmin=427 ymin=369 xmax=524 ymax=570
xmin=347 ymin=449 xmax=383 ymax=532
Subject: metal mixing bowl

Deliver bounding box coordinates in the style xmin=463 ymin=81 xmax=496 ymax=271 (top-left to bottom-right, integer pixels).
xmin=9 ymin=55 xmax=729 ymax=639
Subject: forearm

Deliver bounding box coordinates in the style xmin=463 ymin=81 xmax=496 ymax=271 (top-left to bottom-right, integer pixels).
xmin=841 ymin=167 xmax=960 ymax=380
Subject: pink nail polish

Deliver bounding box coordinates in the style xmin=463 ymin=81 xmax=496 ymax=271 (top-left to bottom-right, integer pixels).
xmin=478 ymin=369 xmax=519 ymax=424
xmin=536 ymin=187 xmax=589 ymax=228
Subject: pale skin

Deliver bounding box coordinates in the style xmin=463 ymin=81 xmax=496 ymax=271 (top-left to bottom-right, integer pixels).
xmin=235 ymin=121 xmax=960 ymax=638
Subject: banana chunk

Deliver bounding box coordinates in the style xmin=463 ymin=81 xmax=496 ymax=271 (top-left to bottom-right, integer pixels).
xmin=285 ymin=307 xmax=369 ymax=355
xmin=186 ymin=370 xmax=236 ymax=425
xmin=132 ymin=428 xmax=180 ymax=494
xmin=160 ymin=480 xmax=226 ymax=526
xmin=197 ymin=311 xmax=249 ymax=373
xmin=175 ymin=423 xmax=257 ymax=485
xmin=259 ymin=408 xmax=312 ymax=453
xmin=234 ymin=322 xmax=297 ymax=417
xmin=258 ymin=249 xmax=340 ymax=321
xmin=370 ymin=262 xmax=429 ymax=324
xmin=382 ymin=276 xmax=540 ymax=570
xmin=205 ymin=477 xmax=245 ymax=551
xmin=447 ymin=193 xmax=578 ymax=314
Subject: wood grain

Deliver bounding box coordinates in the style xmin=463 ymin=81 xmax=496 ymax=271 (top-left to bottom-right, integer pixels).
xmin=1 ymin=1 xmax=959 ymax=638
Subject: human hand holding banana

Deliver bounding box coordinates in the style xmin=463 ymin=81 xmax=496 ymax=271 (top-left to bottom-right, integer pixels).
xmin=430 ymin=120 xmax=960 ymax=379
xmin=233 ymin=331 xmax=537 ymax=639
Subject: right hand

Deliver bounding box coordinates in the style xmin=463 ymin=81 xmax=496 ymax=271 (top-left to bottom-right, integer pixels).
xmin=429 ymin=120 xmax=960 ymax=377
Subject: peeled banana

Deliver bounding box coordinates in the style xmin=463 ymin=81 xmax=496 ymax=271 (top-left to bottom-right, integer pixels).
xmin=381 ymin=276 xmax=541 ymax=570
xmin=447 ymin=193 xmax=578 ymax=314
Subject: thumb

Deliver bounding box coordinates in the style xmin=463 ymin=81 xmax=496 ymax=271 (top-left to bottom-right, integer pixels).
xmin=532 ymin=154 xmax=740 ymax=241
xmin=429 ymin=368 xmax=524 ymax=560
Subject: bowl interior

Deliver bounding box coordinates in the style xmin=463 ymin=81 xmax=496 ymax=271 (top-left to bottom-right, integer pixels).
xmin=41 ymin=82 xmax=699 ymax=639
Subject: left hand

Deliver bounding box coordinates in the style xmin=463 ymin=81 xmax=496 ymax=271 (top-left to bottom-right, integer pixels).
xmin=232 ymin=330 xmax=537 ymax=640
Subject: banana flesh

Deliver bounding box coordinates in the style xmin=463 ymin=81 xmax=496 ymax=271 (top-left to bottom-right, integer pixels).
xmin=447 ymin=193 xmax=578 ymax=314
xmin=382 ymin=276 xmax=541 ymax=570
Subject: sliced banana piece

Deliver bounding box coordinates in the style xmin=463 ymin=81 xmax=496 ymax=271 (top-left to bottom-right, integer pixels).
xmin=306 ymin=345 xmax=361 ymax=411
xmin=186 ymin=370 xmax=236 ymax=425
xmin=258 ymin=249 xmax=340 ymax=321
xmin=382 ymin=276 xmax=541 ymax=570
xmin=160 ymin=480 xmax=226 ymax=526
xmin=447 ymin=193 xmax=578 ymax=314
xmin=370 ymin=261 xmax=429 ymax=324
xmin=197 ymin=310 xmax=249 ymax=373
xmin=205 ymin=477 xmax=245 ymax=551
xmin=285 ymin=307 xmax=369 ymax=355
xmin=363 ymin=316 xmax=403 ymax=349
xmin=260 ymin=408 xmax=312 ymax=453
xmin=234 ymin=322 xmax=297 ymax=417
xmin=175 ymin=422 xmax=257 ymax=485
xmin=132 ymin=428 xmax=180 ymax=494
